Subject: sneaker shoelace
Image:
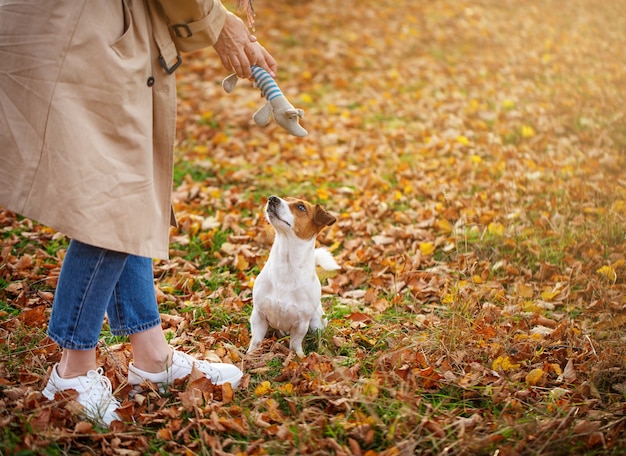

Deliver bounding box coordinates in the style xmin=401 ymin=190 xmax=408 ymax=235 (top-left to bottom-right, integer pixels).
xmin=82 ymin=368 xmax=120 ymax=411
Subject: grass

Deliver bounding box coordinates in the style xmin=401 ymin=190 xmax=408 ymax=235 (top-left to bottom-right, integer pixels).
xmin=446 ymin=195 xmax=626 ymax=282
xmin=0 ymin=299 xmax=19 ymax=319
xmin=0 ymin=321 xmax=50 ymax=376
xmin=173 ymin=157 xmax=218 ymax=188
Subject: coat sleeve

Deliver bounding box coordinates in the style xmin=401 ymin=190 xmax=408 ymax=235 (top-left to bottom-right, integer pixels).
xmin=155 ymin=0 xmax=229 ymax=52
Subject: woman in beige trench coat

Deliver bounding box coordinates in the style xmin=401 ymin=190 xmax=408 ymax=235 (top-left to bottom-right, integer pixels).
xmin=0 ymin=0 xmax=276 ymax=426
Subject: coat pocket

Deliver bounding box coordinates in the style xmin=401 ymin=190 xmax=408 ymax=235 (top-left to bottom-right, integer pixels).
xmin=110 ymin=0 xmax=135 ymax=59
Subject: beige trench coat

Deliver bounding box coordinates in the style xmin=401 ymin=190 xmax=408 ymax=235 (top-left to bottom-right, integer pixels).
xmin=0 ymin=0 xmax=227 ymax=259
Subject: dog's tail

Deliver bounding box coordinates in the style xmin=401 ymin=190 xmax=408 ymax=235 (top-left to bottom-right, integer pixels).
xmin=314 ymin=248 xmax=340 ymax=271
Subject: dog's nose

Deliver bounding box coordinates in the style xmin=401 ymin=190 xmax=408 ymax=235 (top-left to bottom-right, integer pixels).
xmin=268 ymin=195 xmax=279 ymax=205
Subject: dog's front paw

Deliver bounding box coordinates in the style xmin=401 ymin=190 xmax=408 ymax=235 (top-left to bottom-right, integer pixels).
xmin=247 ymin=340 xmax=262 ymax=355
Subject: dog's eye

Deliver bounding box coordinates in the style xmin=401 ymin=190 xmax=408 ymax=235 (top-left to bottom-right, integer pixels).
xmin=297 ymin=204 xmax=307 ymax=212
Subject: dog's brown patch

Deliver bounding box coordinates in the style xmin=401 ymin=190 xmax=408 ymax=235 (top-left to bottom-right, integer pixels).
xmin=286 ymin=197 xmax=336 ymax=240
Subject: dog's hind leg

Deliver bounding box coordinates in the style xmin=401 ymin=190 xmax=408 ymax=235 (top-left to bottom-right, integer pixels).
xmin=248 ymin=308 xmax=269 ymax=353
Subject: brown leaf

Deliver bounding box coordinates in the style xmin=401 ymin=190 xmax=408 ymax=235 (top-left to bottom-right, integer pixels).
xmin=15 ymin=255 xmax=33 ymax=270
xmin=160 ymin=313 xmax=185 ymax=327
xmin=4 ymin=282 xmax=24 ymax=295
xmin=221 ymin=382 xmax=234 ymax=404
xmin=348 ymin=438 xmax=362 ymax=456
xmin=573 ymin=420 xmax=600 ymax=435
xmin=18 ymin=305 xmax=46 ymax=326
xmin=346 ymin=312 xmax=374 ymax=323
xmin=219 ymin=416 xmax=249 ymax=436
xmin=558 ymin=358 xmax=577 ymax=384
xmin=115 ymin=401 xmax=135 ymax=423
xmin=423 ymin=419 xmax=446 ymax=438
xmin=74 ymin=421 xmax=94 ymax=434
xmin=3 ymin=386 xmax=29 ymax=401
xmin=531 ymin=314 xmax=558 ymax=328
xmin=159 ymin=427 xmax=175 ymax=440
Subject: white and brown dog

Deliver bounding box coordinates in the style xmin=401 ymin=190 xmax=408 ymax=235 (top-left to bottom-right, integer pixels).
xmin=248 ymin=195 xmax=340 ymax=357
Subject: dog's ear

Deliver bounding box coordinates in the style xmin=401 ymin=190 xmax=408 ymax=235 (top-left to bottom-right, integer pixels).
xmin=314 ymin=205 xmax=337 ymax=227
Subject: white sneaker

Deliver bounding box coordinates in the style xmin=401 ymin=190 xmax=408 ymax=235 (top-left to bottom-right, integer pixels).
xmin=42 ymin=365 xmax=121 ymax=426
xmin=128 ymin=350 xmax=243 ymax=391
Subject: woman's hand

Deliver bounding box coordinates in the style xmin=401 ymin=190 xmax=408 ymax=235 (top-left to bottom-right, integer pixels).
xmin=213 ymin=13 xmax=277 ymax=79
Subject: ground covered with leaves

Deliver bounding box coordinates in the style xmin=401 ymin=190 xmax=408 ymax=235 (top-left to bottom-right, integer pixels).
xmin=1 ymin=0 xmax=626 ymax=454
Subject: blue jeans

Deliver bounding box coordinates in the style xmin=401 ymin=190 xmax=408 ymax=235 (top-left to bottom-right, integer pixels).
xmin=48 ymin=240 xmax=162 ymax=350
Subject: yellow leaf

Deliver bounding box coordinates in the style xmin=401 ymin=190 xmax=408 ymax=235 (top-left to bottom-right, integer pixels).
xmin=442 ymin=293 xmax=455 ymax=304
xmin=434 ymin=218 xmax=453 ymax=233
xmin=363 ymin=382 xmax=379 ymax=399
xmin=254 ymin=381 xmax=272 ymax=396
xmin=354 ymin=332 xmax=376 ymax=348
xmin=316 ymin=266 xmax=338 ymax=282
xmin=209 ymin=188 xmax=221 ymax=198
xmin=521 ymin=125 xmax=536 ymax=138
xmin=300 ymin=93 xmax=313 ymax=104
xmin=487 ymin=222 xmax=504 ymax=236
xmin=457 ymin=135 xmax=469 ymax=146
xmin=526 ymin=368 xmax=545 ymax=386
xmin=279 ymin=383 xmax=294 ymax=394
xmin=420 ymin=242 xmax=435 ymax=256
xmin=502 ymin=99 xmax=516 ymax=109
xmin=235 ymin=254 xmax=249 ymax=271
xmin=465 ymin=99 xmax=480 ymax=113
xmin=471 ymin=154 xmax=482 ymax=164
xmin=189 ymin=221 xmax=200 ymax=237
xmin=518 ymin=284 xmax=534 ymax=299
xmin=212 ymin=131 xmax=229 ymax=145
xmin=192 ymin=144 xmax=208 ymax=154
xmin=472 ymin=275 xmax=483 ymax=284
xmin=549 ymin=363 xmax=562 ymax=376
xmin=492 ymin=356 xmax=521 ymax=372
xmin=387 ymin=68 xmax=400 ymax=79
xmin=540 ymin=286 xmax=561 ymax=301
xmin=596 ymin=265 xmax=617 ymax=283
xmin=316 ymin=187 xmax=330 ymax=201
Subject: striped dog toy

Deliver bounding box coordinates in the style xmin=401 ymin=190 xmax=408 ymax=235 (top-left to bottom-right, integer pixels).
xmin=222 ymin=66 xmax=307 ymax=137
xmin=251 ymin=65 xmax=282 ymax=101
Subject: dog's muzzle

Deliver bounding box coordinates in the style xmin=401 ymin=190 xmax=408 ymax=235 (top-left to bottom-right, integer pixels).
xmin=266 ymin=196 xmax=291 ymax=227
xmin=266 ymin=195 xmax=280 ymax=216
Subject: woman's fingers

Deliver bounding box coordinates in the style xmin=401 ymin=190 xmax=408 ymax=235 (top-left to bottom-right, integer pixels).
xmin=214 ymin=13 xmax=277 ymax=79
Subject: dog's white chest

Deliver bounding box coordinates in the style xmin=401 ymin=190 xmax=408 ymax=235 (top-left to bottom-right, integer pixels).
xmin=253 ymin=265 xmax=321 ymax=332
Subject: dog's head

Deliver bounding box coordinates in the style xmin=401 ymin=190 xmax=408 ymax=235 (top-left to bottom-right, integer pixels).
xmin=265 ymin=195 xmax=336 ymax=240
